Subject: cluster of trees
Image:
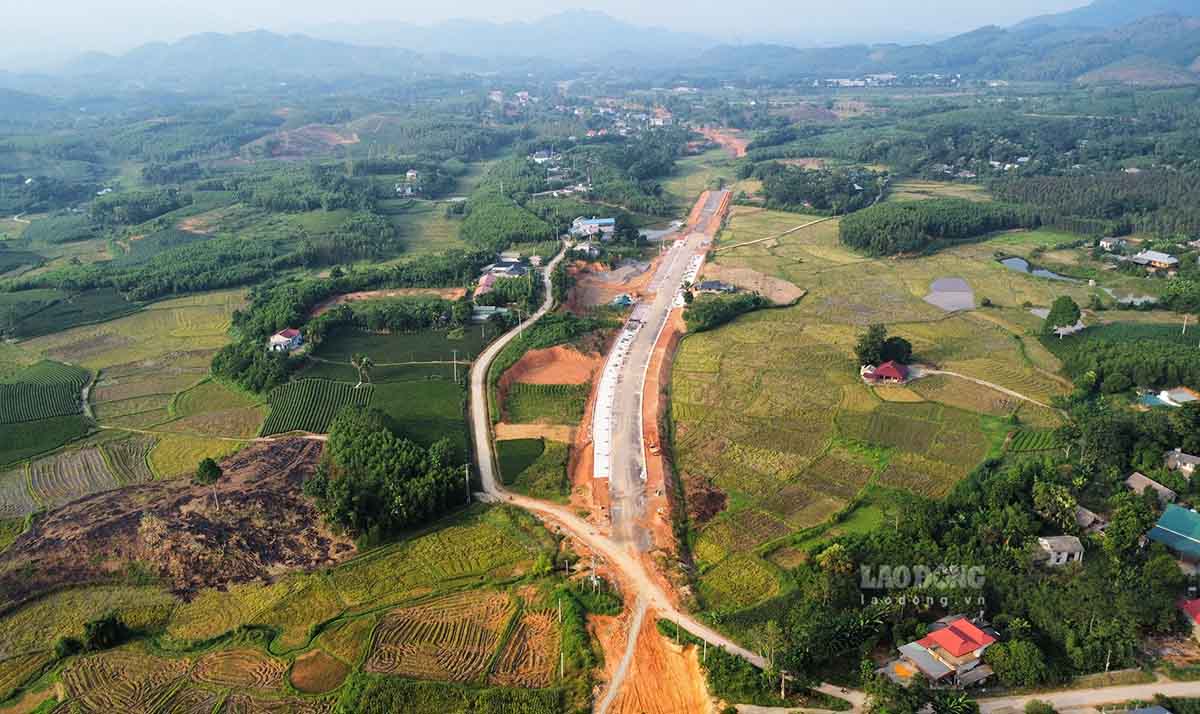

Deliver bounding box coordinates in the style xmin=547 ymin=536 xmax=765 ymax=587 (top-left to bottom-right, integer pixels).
xmin=351 ymin=157 xmax=461 ymax=199
xmin=753 ymin=163 xmax=883 ymax=214
xmin=854 ymin=324 xmax=913 ymax=366
xmin=303 ymin=409 xmax=462 ymax=541
xmin=474 ymin=275 xmax=540 ymax=311
xmin=90 ymin=188 xmax=191 ymax=226
xmin=1042 ymin=296 xmax=1082 ymax=335
xmin=141 ymin=161 xmax=205 ymax=185
xmin=235 ymin=166 xmax=375 ymax=213
xmin=1059 ymin=340 xmax=1200 ymax=396
xmin=460 ymin=194 xmax=555 ymax=252
xmin=683 ymin=293 xmax=767 ymax=333
xmin=211 ymin=341 xmax=291 ymax=393
xmin=839 ymin=199 xmax=1038 ymax=256
xmin=774 ymin=457 xmax=1185 ymax=694
xmin=993 ymin=171 xmax=1200 ymax=238
xmin=351 ymin=296 xmax=465 ymax=333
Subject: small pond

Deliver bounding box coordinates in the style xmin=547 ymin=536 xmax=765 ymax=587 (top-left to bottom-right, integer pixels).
xmin=998 ymin=257 xmax=1078 ymax=282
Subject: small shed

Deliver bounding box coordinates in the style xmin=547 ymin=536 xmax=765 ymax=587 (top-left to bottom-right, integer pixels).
xmin=1037 ymin=536 xmax=1084 ymax=566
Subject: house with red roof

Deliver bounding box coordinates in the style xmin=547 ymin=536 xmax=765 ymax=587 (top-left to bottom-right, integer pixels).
xmin=861 ymin=360 xmax=909 ymax=385
xmin=880 ymin=615 xmax=996 ymax=688
xmin=268 ymin=328 xmax=303 ymax=353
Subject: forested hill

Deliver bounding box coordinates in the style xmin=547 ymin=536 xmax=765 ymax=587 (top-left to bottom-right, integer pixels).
xmin=691 ymin=13 xmax=1200 ymax=84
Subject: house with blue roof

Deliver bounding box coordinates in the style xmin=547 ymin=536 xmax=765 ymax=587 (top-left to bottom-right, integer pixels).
xmin=570 ymin=216 xmax=617 ymax=240
xmin=1148 ymin=504 xmax=1200 ymax=561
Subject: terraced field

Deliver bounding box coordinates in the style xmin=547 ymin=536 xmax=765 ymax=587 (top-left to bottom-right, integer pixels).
xmin=365 ymin=590 xmax=514 ymax=682
xmin=260 ymin=380 xmax=373 ymax=436
xmin=62 ymin=650 xmax=189 ymax=713
xmin=191 ymin=649 xmax=287 ymax=690
xmin=489 ymin=609 xmax=559 ymax=688
xmin=99 ymin=434 xmax=158 ymax=485
xmin=28 ymin=447 xmax=121 ymax=509
xmin=0 ymin=466 xmax=36 ymax=519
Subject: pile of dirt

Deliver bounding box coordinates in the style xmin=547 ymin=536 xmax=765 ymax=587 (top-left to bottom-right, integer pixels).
xmin=0 ymin=439 xmax=353 ymax=609
xmin=499 ymin=345 xmax=600 ymax=386
xmin=609 ymin=611 xmax=713 ymax=714
xmin=310 ymin=287 xmax=468 ymax=317
xmin=699 ymin=127 xmax=748 ymax=158
xmin=701 ymin=264 xmax=807 ymax=305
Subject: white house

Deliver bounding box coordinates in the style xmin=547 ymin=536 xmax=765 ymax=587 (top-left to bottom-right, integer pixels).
xmin=1038 ymin=536 xmax=1084 ymax=566
xmin=1099 ymin=237 xmax=1126 ymax=252
xmin=268 ymin=328 xmax=303 ymax=352
xmin=570 ymin=217 xmax=617 ymax=239
xmin=1167 ymin=449 xmax=1200 ymax=479
xmin=405 ymin=169 xmax=419 ymax=182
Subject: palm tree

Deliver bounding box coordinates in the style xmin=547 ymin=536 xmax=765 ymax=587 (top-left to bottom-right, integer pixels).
xmin=351 ymin=354 xmax=374 ymax=388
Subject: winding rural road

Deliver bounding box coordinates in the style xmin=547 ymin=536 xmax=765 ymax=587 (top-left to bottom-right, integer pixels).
xmin=468 ymin=238 xmax=786 ymax=705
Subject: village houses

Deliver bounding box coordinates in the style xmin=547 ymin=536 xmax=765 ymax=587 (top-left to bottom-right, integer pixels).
xmin=268 ymin=328 xmax=303 ymax=353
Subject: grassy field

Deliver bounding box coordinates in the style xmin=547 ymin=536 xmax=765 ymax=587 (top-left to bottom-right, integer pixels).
xmin=162 ymin=378 xmax=266 ymax=438
xmin=380 ymin=201 xmax=467 ymax=256
xmin=373 ymin=381 xmax=467 ymax=457
xmin=313 ymin=327 xmax=496 ymax=365
xmin=887 ymin=179 xmax=992 ymax=203
xmin=497 ymin=438 xmax=570 ymax=502
xmin=663 ymin=149 xmax=762 ymax=210
xmin=147 ymin=433 xmax=244 ymax=478
xmin=503 ymin=382 xmax=589 ymax=424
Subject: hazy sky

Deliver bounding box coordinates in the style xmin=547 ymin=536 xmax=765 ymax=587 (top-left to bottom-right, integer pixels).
xmin=3 ymin=0 xmax=1087 ymax=69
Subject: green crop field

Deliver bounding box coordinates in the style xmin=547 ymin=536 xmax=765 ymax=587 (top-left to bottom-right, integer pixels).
xmin=0 ymin=360 xmax=89 ymax=424
xmin=497 ymin=438 xmax=570 ymax=502
xmin=0 ymin=415 xmax=91 ymax=467
xmin=313 ymin=327 xmax=497 ymax=365
xmin=372 ymin=381 xmax=467 ymax=457
xmin=260 ymin=379 xmax=374 ymax=436
xmin=504 ymin=382 xmax=589 ymax=424
xmin=1011 ymin=430 xmax=1057 ymax=452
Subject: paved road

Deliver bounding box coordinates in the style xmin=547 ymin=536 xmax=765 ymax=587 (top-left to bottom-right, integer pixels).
xmin=599 ymin=190 xmax=726 ymax=551
xmin=978 ymin=680 xmax=1200 ymax=713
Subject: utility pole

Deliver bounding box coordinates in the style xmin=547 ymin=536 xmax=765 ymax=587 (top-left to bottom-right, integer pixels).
xmin=464 ymin=464 xmax=471 ymax=505
xmin=452 ymin=349 xmax=458 ymax=381
xmin=1183 ymin=314 xmax=1189 ymax=335
xmin=781 ymin=670 xmax=786 ymax=700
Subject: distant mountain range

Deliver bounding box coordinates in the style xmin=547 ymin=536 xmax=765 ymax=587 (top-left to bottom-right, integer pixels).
xmin=693 ymin=11 xmax=1200 ymax=85
xmin=4 ymin=1 xmax=1200 ymax=94
xmin=306 ymin=9 xmax=712 ymax=64
xmin=1017 ymin=0 xmax=1200 ymax=30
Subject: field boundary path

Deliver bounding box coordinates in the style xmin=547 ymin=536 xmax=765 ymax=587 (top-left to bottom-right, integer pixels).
xmin=11 ymin=214 xmax=30 ymax=224
xmin=596 ymin=596 xmax=648 ymax=714
xmin=715 ymin=215 xmax=836 ymax=254
xmin=911 ymin=366 xmax=1053 ymax=409
xmin=978 ymin=678 xmax=1200 ymax=713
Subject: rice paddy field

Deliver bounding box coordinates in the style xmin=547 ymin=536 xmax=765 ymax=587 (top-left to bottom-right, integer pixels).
xmin=674 ymin=206 xmax=1074 ymax=617
xmin=0 ymin=505 xmax=582 ymax=712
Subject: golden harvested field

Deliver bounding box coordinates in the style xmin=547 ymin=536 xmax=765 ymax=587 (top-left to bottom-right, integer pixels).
xmin=254 ymin=577 xmax=345 ymax=653
xmin=62 ymin=649 xmax=189 ymax=713
xmin=290 ymin=649 xmax=350 ymax=694
xmin=674 ymin=207 xmax=1071 ymax=615
xmin=0 ymin=586 xmax=175 ymax=658
xmin=887 ymin=180 xmax=992 ymax=203
xmin=489 ymin=609 xmax=559 ymax=688
xmin=364 ymin=590 xmax=514 ymax=682
xmin=23 ymin=290 xmax=245 ymax=370
xmin=148 ymin=434 xmax=244 ymax=478
xmin=166 ymin=579 xmax=297 ymax=643
xmin=330 ymin=507 xmax=548 ymax=610
xmin=190 ymin=648 xmax=287 ymax=690
xmin=315 ymin=616 xmax=376 ymax=666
